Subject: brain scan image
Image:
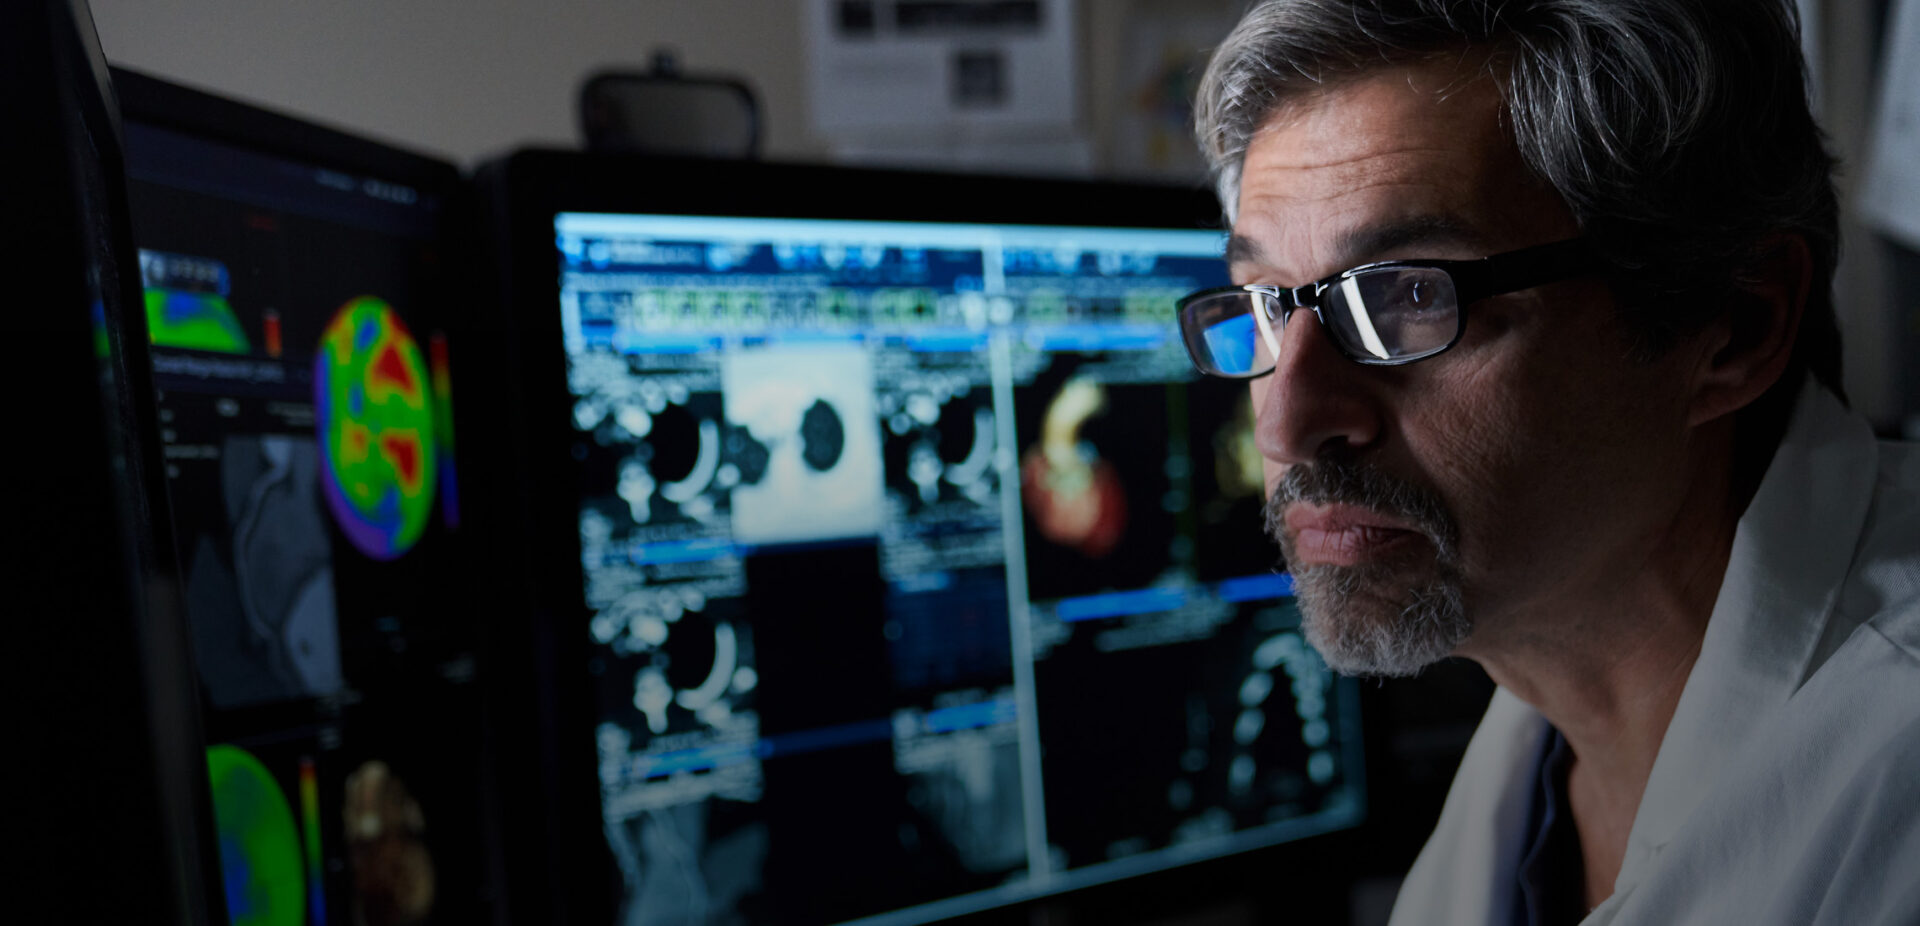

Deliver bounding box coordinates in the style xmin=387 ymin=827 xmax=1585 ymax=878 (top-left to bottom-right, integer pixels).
xmin=314 ymin=296 xmax=436 ymax=561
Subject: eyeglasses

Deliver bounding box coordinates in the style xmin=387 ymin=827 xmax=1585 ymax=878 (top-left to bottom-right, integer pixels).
xmin=1176 ymin=237 xmax=1600 ymax=378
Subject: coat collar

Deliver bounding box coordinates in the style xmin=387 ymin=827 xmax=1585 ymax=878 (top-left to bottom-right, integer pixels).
xmin=1390 ymin=383 xmax=1882 ymax=926
xmin=1614 ymin=383 xmax=1880 ymax=887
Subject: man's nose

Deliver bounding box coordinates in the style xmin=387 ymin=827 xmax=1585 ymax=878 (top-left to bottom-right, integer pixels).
xmin=1252 ymin=308 xmax=1385 ymax=465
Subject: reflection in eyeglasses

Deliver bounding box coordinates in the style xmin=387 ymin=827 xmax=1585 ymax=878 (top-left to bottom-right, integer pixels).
xmin=1338 ymin=276 xmax=1391 ymax=359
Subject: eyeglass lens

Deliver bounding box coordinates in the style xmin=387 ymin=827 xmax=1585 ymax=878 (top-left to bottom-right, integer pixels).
xmin=1182 ymin=266 xmax=1461 ymax=375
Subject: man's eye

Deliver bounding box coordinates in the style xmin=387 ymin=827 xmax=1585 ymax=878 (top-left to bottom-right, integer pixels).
xmin=1397 ymin=279 xmax=1436 ymax=310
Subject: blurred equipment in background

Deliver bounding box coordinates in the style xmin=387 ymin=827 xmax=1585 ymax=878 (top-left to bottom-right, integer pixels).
xmin=580 ymin=51 xmax=761 ymax=159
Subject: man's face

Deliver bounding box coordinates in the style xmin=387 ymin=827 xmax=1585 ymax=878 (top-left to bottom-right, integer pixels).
xmin=1233 ymin=62 xmax=1701 ymax=676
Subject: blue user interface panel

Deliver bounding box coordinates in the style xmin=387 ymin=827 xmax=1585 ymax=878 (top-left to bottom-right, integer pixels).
xmin=556 ymin=212 xmax=1365 ymax=926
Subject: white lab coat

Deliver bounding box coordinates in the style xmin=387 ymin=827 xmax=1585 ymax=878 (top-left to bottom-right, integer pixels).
xmin=1388 ymin=383 xmax=1920 ymax=926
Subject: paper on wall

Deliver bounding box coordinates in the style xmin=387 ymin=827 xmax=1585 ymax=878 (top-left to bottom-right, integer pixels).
xmin=1858 ymin=0 xmax=1920 ymax=252
xmin=804 ymin=0 xmax=1078 ymax=137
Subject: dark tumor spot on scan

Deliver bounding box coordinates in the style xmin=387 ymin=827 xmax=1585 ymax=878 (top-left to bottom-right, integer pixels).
xmin=801 ymin=399 xmax=845 ymax=472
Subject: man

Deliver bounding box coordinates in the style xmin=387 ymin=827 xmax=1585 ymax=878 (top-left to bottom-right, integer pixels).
xmin=1178 ymin=1 xmax=1919 ymax=923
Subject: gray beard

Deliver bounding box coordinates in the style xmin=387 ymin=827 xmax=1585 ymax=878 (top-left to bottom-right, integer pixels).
xmin=1265 ymin=458 xmax=1472 ymax=678
xmin=1289 ymin=562 xmax=1469 ymax=677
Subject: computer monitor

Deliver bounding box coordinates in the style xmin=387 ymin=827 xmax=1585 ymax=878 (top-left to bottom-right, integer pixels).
xmin=115 ymin=69 xmax=499 ymax=926
xmin=481 ymin=153 xmax=1366 ymax=926
xmin=11 ymin=3 xmax=213 ymax=922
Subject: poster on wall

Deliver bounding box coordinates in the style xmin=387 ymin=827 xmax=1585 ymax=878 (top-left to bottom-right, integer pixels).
xmin=804 ymin=0 xmax=1079 ymax=137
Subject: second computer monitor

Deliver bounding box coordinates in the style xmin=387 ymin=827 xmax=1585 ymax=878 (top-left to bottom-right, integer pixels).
xmin=490 ymin=154 xmax=1365 ymax=926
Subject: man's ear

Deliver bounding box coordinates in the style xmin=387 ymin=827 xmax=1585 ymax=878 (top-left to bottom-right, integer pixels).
xmin=1687 ymin=234 xmax=1812 ymax=427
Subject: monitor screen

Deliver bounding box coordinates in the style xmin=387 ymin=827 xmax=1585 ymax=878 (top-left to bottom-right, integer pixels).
xmin=551 ymin=204 xmax=1365 ymax=925
xmin=120 ymin=75 xmax=493 ymax=926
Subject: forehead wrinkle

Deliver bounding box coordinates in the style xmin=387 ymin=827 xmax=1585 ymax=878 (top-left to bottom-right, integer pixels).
xmin=1236 ymin=154 xmax=1519 ymax=282
xmin=1241 ymin=145 xmax=1487 ymax=218
xmin=1242 ymin=173 xmax=1472 ymax=214
xmin=1250 ymin=140 xmax=1485 ymax=177
xmin=1234 ymin=175 xmax=1484 ymax=283
xmin=1230 ymin=62 xmax=1562 ymax=285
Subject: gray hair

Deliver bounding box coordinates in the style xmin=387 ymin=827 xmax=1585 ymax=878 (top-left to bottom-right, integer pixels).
xmin=1195 ymin=0 xmax=1843 ymax=397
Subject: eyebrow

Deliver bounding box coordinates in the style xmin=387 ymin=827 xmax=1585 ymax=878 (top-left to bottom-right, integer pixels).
xmin=1225 ymin=213 xmax=1487 ymax=278
xmin=1225 ymin=232 xmax=1264 ymax=266
xmin=1333 ymin=214 xmax=1483 ymax=268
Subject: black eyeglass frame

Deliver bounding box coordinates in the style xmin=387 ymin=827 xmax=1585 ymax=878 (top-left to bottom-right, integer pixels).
xmin=1177 ymin=236 xmax=1602 ymax=378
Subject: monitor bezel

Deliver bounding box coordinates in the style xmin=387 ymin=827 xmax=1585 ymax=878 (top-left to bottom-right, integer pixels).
xmin=111 ymin=66 xmax=462 ymax=198
xmin=12 ymin=3 xmax=214 ymax=922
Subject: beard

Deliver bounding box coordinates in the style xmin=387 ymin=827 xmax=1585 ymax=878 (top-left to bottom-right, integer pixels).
xmin=1265 ymin=454 xmax=1470 ymax=678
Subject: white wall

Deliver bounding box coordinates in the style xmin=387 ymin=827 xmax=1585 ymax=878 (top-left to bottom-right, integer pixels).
xmin=91 ymin=0 xmax=826 ymax=167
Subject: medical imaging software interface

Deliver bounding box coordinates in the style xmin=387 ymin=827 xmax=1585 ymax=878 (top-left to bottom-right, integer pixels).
xmin=558 ymin=212 xmax=1366 ymax=926
xmin=126 ymin=122 xmax=487 ymax=926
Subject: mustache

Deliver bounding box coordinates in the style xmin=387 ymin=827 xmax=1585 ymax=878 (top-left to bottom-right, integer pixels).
xmin=1263 ymin=454 xmax=1460 ymax=563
